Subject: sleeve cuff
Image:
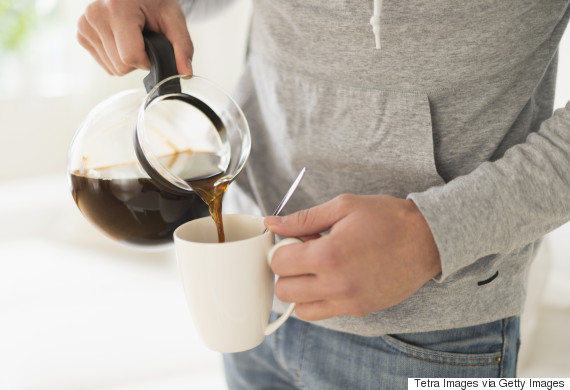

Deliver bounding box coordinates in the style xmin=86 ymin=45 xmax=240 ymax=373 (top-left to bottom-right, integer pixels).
xmin=407 ymin=163 xmax=513 ymax=282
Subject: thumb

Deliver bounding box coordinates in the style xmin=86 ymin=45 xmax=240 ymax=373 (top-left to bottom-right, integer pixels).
xmin=265 ymin=199 xmax=346 ymax=237
xmin=158 ymin=1 xmax=194 ymax=74
xmin=165 ymin=28 xmax=194 ymax=75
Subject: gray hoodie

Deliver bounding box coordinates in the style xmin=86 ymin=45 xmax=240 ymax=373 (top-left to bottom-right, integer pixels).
xmin=181 ymin=0 xmax=570 ymax=335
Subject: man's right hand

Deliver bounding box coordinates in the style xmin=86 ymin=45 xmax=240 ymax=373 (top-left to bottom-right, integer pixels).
xmin=77 ymin=0 xmax=194 ymax=76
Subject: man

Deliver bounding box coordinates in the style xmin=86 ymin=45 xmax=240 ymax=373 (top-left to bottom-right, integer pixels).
xmin=78 ymin=0 xmax=570 ymax=387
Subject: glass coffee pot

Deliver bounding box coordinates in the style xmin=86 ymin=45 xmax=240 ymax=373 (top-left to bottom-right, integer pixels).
xmin=68 ymin=31 xmax=251 ymax=250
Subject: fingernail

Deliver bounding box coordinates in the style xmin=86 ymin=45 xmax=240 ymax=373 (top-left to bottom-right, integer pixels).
xmin=265 ymin=216 xmax=285 ymax=227
xmin=185 ymin=57 xmax=193 ymax=74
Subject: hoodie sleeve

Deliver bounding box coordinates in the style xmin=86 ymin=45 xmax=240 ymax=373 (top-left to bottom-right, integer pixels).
xmin=178 ymin=0 xmax=239 ymax=21
xmin=407 ymin=100 xmax=570 ymax=282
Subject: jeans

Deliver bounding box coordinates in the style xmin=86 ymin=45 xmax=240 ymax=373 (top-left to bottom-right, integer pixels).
xmin=223 ymin=314 xmax=520 ymax=389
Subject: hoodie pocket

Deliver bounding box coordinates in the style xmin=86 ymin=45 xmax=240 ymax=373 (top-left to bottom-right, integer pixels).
xmin=251 ymin=60 xmax=445 ymax=203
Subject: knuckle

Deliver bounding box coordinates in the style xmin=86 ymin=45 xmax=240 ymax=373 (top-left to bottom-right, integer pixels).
xmin=115 ymin=65 xmax=134 ymax=76
xmin=334 ymin=193 xmax=356 ymax=211
xmin=77 ymin=15 xmax=89 ymax=34
xmin=313 ymin=251 xmax=334 ymax=271
xmin=294 ymin=208 xmax=313 ymax=227
xmin=104 ymin=0 xmax=122 ymax=13
xmin=330 ymin=277 xmax=357 ymax=300
xmin=119 ymin=50 xmax=146 ymax=68
xmin=163 ymin=0 xmax=184 ymax=16
xmin=84 ymin=1 xmax=105 ymax=24
xmin=325 ymin=253 xmax=342 ymax=271
xmin=314 ymin=244 xmax=343 ymax=271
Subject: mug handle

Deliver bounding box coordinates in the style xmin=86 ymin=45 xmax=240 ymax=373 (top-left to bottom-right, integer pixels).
xmin=264 ymin=238 xmax=302 ymax=335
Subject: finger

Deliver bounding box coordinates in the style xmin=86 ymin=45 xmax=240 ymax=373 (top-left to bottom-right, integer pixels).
xmin=114 ymin=22 xmax=150 ymax=71
xmin=160 ymin=2 xmax=194 ymax=74
xmin=270 ymin=238 xmax=324 ymax=276
xmin=294 ymin=300 xmax=344 ymax=322
xmin=77 ymin=31 xmax=113 ymax=75
xmin=294 ymin=301 xmax=330 ymax=321
xmin=265 ymin=194 xmax=354 ymax=238
xmin=77 ymin=16 xmax=114 ymax=74
xmin=109 ymin=3 xmax=150 ymax=71
xmin=98 ymin=27 xmax=136 ymax=75
xmin=275 ymin=268 xmax=358 ymax=304
xmin=83 ymin=12 xmax=129 ymax=75
xmin=295 ymin=299 xmax=368 ymax=322
xmin=274 ymin=274 xmax=322 ymax=303
xmin=83 ymin=2 xmax=129 ymax=75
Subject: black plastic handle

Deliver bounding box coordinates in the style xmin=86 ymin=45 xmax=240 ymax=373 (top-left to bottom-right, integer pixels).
xmin=142 ymin=30 xmax=181 ymax=96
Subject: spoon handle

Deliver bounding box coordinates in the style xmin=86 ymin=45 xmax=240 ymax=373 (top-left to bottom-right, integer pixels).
xmin=263 ymin=167 xmax=306 ymax=232
xmin=272 ymin=167 xmax=306 ymax=217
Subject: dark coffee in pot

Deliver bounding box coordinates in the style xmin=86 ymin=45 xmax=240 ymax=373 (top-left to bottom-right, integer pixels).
xmin=70 ymin=173 xmax=210 ymax=247
xmin=69 ymin=149 xmax=226 ymax=247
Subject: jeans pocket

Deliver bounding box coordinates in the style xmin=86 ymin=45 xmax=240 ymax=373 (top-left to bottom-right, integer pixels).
xmin=381 ymin=334 xmax=502 ymax=367
xmin=377 ymin=318 xmax=517 ymax=378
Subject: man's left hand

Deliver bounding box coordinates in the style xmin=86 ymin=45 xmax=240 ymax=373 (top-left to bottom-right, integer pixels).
xmin=265 ymin=194 xmax=442 ymax=321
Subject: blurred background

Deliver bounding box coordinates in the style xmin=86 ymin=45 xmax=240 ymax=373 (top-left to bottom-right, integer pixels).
xmin=0 ymin=1 xmax=569 ymax=388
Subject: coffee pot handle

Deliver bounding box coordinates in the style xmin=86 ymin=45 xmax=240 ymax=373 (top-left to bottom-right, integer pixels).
xmin=142 ymin=30 xmax=181 ymax=96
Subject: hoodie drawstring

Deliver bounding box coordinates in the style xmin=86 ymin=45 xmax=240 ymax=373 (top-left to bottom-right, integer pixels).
xmin=370 ymin=0 xmax=382 ymax=49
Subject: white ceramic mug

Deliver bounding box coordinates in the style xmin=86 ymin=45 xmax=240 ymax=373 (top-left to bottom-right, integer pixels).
xmin=174 ymin=214 xmax=298 ymax=353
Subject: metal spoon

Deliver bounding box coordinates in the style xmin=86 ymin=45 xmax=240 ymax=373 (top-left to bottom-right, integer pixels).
xmin=264 ymin=167 xmax=306 ymax=232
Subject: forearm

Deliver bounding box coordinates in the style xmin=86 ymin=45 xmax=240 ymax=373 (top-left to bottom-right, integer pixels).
xmin=409 ymin=100 xmax=570 ymax=281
